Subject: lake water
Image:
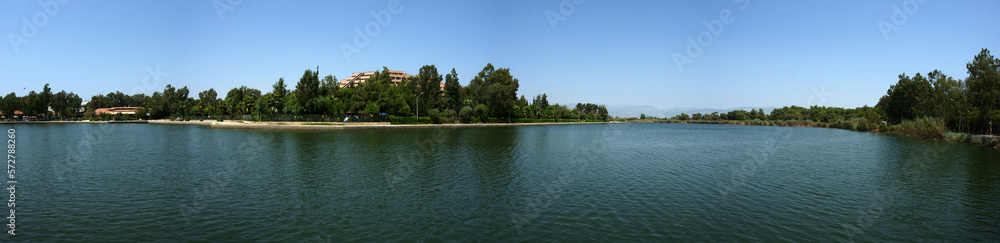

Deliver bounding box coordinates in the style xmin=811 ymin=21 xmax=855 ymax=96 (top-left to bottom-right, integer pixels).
xmin=4 ymin=122 xmax=999 ymax=241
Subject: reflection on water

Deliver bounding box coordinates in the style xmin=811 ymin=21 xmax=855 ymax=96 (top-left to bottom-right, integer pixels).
xmin=5 ymin=123 xmax=999 ymax=241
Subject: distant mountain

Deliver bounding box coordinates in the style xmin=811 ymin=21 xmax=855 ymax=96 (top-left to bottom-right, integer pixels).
xmin=606 ymin=105 xmax=777 ymax=118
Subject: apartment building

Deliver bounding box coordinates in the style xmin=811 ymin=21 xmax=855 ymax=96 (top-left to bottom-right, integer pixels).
xmin=338 ymin=70 xmax=445 ymax=91
xmin=337 ymin=70 xmax=412 ymax=88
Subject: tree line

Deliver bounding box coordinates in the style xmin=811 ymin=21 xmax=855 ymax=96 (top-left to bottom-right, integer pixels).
xmin=876 ymin=49 xmax=999 ymax=134
xmin=0 ymin=84 xmax=83 ymax=120
xmin=656 ymin=105 xmax=883 ymax=124
xmin=647 ymin=48 xmax=998 ymax=135
xmin=1 ymin=63 xmax=609 ymax=123
xmin=8 ymin=48 xmax=994 ymax=132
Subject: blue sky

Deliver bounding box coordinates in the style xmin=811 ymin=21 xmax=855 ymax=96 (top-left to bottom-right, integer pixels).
xmin=2 ymin=0 xmax=998 ymax=110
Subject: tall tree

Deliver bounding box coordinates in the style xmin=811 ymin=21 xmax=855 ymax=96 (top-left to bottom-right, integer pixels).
xmin=467 ymin=63 xmax=519 ymax=119
xmin=198 ymin=88 xmax=218 ymax=115
xmin=966 ymin=49 xmax=1000 ymax=113
xmin=173 ymin=86 xmax=190 ymax=116
xmin=533 ymin=94 xmax=549 ymax=109
xmin=320 ymin=75 xmax=338 ymax=97
xmin=876 ymin=73 xmax=933 ymax=123
xmin=225 ymin=86 xmax=261 ymax=115
xmin=362 ymin=67 xmax=411 ymax=116
xmin=295 ymin=69 xmax=320 ymax=113
xmin=444 ymin=68 xmax=463 ymax=112
xmin=67 ymin=92 xmax=82 ymax=118
xmin=410 ymin=65 xmax=443 ymax=115
xmin=40 ymin=83 xmax=52 ymax=118
xmin=51 ymin=91 xmax=68 ymax=117
xmin=272 ymin=78 xmax=288 ymax=114
xmin=1 ymin=93 xmax=19 ymax=120
xmin=24 ymin=91 xmax=40 ymax=117
xmin=925 ymin=70 xmax=966 ymax=118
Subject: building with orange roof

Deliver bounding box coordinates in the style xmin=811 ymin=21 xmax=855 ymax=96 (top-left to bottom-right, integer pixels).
xmin=95 ymin=107 xmax=139 ymax=115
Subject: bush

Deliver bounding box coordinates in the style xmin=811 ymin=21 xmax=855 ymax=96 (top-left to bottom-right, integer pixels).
xmin=890 ymin=117 xmax=946 ymax=139
xmin=459 ymin=106 xmax=473 ymax=123
xmin=945 ymin=132 xmax=1000 ymax=147
xmin=389 ymin=115 xmax=414 ymax=124
xmin=473 ymin=104 xmax=488 ymax=123
xmin=427 ymin=109 xmax=442 ymax=124
xmin=388 ymin=116 xmax=433 ymax=124
xmin=364 ymin=103 xmax=380 ymax=115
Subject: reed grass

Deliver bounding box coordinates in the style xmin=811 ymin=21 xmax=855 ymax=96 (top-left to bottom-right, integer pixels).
xmin=888 ymin=117 xmax=946 ymax=139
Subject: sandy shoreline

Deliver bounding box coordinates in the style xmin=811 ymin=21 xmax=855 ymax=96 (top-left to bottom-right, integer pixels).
xmin=0 ymin=120 xmax=614 ymax=130
xmin=206 ymin=121 xmax=613 ymax=130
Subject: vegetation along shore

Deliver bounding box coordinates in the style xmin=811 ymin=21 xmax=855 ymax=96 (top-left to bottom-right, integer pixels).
xmin=627 ymin=49 xmax=1000 ymax=149
xmin=2 ymin=49 xmax=999 ymax=148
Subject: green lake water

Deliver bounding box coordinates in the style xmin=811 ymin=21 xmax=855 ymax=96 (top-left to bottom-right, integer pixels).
xmin=3 ymin=123 xmax=999 ymax=241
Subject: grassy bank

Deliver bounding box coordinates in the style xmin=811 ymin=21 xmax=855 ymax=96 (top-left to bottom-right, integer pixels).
xmin=945 ymin=133 xmax=1000 ymax=148
xmin=635 ymin=117 xmax=999 ymax=149
xmin=637 ymin=119 xmax=888 ymax=132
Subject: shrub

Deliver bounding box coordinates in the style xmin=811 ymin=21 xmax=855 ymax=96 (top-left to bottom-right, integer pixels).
xmin=459 ymin=106 xmax=473 ymax=123
xmin=890 ymin=117 xmax=946 ymax=139
xmin=473 ymin=104 xmax=488 ymax=123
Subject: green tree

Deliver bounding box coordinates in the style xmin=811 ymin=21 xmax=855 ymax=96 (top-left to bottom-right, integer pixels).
xmin=295 ymin=69 xmax=321 ymax=114
xmin=925 ymin=70 xmax=966 ymax=118
xmin=725 ymin=110 xmax=748 ymax=121
xmin=770 ymin=106 xmax=807 ymax=121
xmin=444 ymin=68 xmax=464 ymax=112
xmin=128 ymin=93 xmax=148 ymax=107
xmin=474 ymin=104 xmax=489 ymax=122
xmin=459 ymin=106 xmax=473 ymax=123
xmin=533 ymin=94 xmax=549 ymax=110
xmin=24 ymin=91 xmax=40 ymax=118
xmin=409 ymin=65 xmax=443 ymax=115
xmin=876 ymin=73 xmax=933 ymax=123
xmin=51 ymin=91 xmax=67 ymax=118
xmin=467 ymin=63 xmax=519 ymax=119
xmin=272 ymin=78 xmax=288 ymax=113
xmin=198 ymin=88 xmax=219 ymax=115
xmin=966 ymin=49 xmax=1000 ymax=114
xmin=172 ymin=86 xmax=191 ymax=116
xmin=364 ymin=102 xmax=380 ymax=115
xmin=1 ymin=93 xmax=20 ymax=120
xmin=320 ymin=75 xmax=338 ymax=97
xmin=225 ymin=86 xmax=261 ymax=115
xmin=145 ymin=92 xmax=165 ymax=118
